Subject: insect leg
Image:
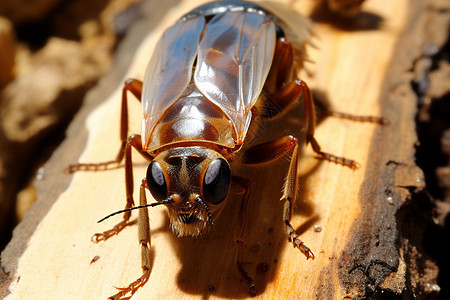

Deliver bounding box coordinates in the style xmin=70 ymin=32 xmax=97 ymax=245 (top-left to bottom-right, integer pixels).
xmin=67 ymin=79 xmax=143 ymax=172
xmin=261 ymin=38 xmax=298 ymax=119
xmin=242 ymin=135 xmax=300 ymax=164
xmin=91 ymin=134 xmax=151 ymax=242
xmin=232 ymin=176 xmax=258 ymax=296
xmin=264 ymin=38 xmax=361 ymax=168
xmin=264 ymin=38 xmax=294 ymax=96
xmin=281 ymin=140 xmax=315 ymax=259
xmin=299 ymin=80 xmax=360 ymax=169
xmin=242 ymin=136 xmax=314 ymax=259
xmin=108 ymin=179 xmax=151 ymax=300
xmin=267 ymin=75 xmax=360 ymax=168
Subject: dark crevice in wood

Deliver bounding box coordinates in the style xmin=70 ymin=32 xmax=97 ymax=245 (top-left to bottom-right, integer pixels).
xmin=337 ymin=0 xmax=449 ymax=298
xmin=414 ymin=33 xmax=450 ymax=300
xmin=396 ymin=189 xmax=437 ymax=299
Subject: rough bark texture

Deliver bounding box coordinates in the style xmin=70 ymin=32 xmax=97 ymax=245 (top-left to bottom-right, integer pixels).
xmin=1 ymin=0 xmax=449 ymax=299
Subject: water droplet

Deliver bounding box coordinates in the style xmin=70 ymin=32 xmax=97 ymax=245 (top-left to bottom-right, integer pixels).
xmin=36 ymin=167 xmax=46 ymax=180
xmin=386 ymin=196 xmax=394 ymax=205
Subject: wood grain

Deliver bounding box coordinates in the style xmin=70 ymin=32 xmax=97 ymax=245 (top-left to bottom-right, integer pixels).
xmin=2 ymin=0 xmax=442 ymax=299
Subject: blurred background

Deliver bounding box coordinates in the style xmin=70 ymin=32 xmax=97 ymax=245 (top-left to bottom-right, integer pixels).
xmin=0 ymin=0 xmax=151 ymax=251
xmin=0 ymin=0 xmax=449 ymax=297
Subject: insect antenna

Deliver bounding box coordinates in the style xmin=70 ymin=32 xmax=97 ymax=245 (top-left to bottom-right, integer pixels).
xmin=97 ymin=197 xmax=174 ymax=223
xmin=195 ymin=197 xmax=214 ymax=225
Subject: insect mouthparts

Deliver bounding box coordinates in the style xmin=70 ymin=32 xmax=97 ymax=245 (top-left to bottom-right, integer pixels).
xmin=180 ymin=213 xmax=197 ymax=224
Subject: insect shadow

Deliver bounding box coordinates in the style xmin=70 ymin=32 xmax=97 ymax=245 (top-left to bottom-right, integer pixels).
xmin=309 ymin=1 xmax=384 ymax=32
xmin=160 ymin=92 xmax=330 ymax=298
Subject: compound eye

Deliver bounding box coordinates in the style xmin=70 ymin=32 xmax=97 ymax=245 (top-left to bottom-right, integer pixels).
xmin=203 ymin=158 xmax=231 ymax=205
xmin=147 ymin=161 xmax=167 ymax=201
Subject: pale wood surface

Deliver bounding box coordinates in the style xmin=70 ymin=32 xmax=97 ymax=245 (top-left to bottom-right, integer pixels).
xmin=2 ymin=0 xmax=429 ymax=299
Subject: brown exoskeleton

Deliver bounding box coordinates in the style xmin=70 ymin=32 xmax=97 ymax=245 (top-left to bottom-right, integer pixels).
xmin=68 ymin=1 xmax=384 ymax=299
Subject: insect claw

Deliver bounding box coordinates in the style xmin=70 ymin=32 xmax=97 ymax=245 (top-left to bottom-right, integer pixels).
xmin=285 ymin=222 xmax=315 ymax=259
xmin=108 ymin=293 xmax=125 ymax=300
xmin=108 ymin=270 xmax=150 ymax=299
xmin=91 ymin=233 xmax=104 ymax=243
xmin=350 ymin=161 xmax=361 ymax=169
xmin=296 ymin=241 xmax=315 ymax=259
xmin=304 ymin=248 xmax=315 ymax=260
xmin=108 ymin=287 xmax=130 ymax=300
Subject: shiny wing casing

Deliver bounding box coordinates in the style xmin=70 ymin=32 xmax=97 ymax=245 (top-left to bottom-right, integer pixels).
xmin=195 ymin=10 xmax=276 ymax=144
xmin=141 ymin=8 xmax=276 ymax=150
xmin=141 ymin=16 xmax=205 ymax=148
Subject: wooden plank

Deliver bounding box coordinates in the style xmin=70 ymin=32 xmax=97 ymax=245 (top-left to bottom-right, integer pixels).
xmin=2 ymin=0 xmax=445 ymax=299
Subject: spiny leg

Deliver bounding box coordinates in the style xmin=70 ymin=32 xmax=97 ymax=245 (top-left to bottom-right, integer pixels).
xmin=92 ymin=134 xmax=152 ymax=242
xmin=67 ymin=78 xmax=151 ymax=242
xmin=298 ymin=79 xmax=360 ymax=169
xmin=262 ymin=37 xmax=297 ymax=119
xmin=243 ymin=135 xmax=300 ymax=164
xmin=243 ymin=135 xmax=314 ymax=259
xmin=268 ymin=76 xmax=360 ymax=168
xmin=67 ymin=78 xmax=143 ymax=173
xmin=108 ymin=179 xmax=152 ymax=300
xmin=263 ymin=37 xmax=364 ymax=169
xmin=264 ymin=37 xmax=295 ymax=97
xmin=232 ymin=176 xmax=257 ymax=296
xmin=280 ymin=140 xmax=314 ymax=259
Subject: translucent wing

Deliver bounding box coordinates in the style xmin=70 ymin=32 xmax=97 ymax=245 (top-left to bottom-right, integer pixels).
xmin=141 ymin=16 xmax=205 ymax=148
xmin=194 ymin=10 xmax=276 ymax=144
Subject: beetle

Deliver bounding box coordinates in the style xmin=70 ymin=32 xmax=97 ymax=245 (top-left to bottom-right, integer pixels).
xmin=69 ymin=1 xmax=383 ymax=299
